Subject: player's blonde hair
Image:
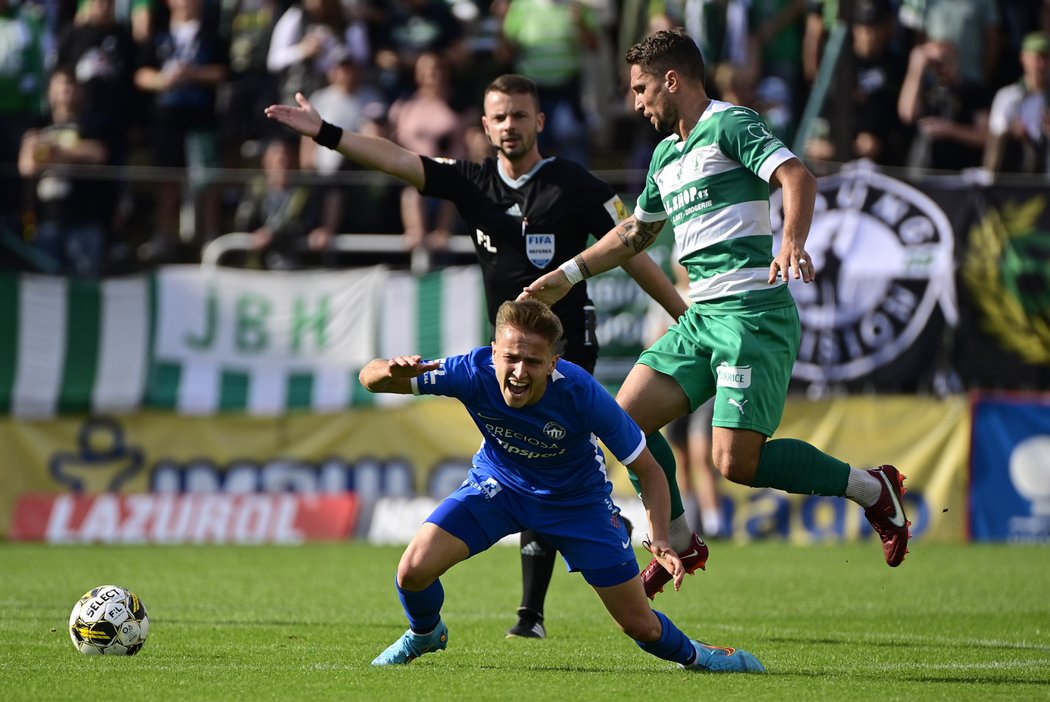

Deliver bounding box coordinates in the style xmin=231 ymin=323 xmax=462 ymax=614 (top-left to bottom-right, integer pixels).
xmin=494 ymin=300 xmax=564 ymax=351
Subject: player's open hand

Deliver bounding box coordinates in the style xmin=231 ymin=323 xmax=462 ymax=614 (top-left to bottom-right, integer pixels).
xmin=387 ymin=355 xmax=441 ymax=379
xmin=517 ymin=270 xmax=572 ymax=306
xmin=768 ymin=245 xmax=815 ymax=284
xmin=644 ymin=538 xmax=685 ymax=591
xmin=264 ymin=92 xmax=323 ymax=139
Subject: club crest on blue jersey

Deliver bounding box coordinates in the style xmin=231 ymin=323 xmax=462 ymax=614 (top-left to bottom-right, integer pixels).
xmin=526 ymin=233 xmax=555 ymax=268
xmin=543 ymin=422 xmax=566 ymax=440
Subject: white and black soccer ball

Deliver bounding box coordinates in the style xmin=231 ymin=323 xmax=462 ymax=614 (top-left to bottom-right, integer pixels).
xmin=69 ymin=585 xmax=150 ymax=656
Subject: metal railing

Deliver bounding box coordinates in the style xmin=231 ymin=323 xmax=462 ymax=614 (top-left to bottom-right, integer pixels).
xmin=200 ymin=231 xmax=478 ymax=274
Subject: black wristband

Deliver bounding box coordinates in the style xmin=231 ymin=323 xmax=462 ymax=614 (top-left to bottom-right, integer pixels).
xmin=313 ymin=120 xmax=343 ymax=150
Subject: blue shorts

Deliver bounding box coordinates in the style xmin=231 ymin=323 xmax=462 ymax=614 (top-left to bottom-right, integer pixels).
xmin=426 ymin=468 xmax=639 ymax=588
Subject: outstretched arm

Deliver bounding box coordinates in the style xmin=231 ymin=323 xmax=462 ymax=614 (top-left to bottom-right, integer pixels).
xmin=265 ymin=92 xmax=426 ymax=189
xmin=359 ymin=355 xmax=441 ymax=394
xmin=519 ymin=215 xmax=665 ymax=306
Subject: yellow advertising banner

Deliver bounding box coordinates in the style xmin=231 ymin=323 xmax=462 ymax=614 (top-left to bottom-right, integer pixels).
xmin=714 ymin=394 xmax=971 ymax=545
xmin=0 ymin=395 xmax=969 ymax=543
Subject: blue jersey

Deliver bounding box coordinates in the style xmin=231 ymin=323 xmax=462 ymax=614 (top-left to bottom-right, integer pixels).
xmin=411 ymin=347 xmax=646 ymax=504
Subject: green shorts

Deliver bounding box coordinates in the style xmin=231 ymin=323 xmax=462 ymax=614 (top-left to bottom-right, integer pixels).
xmin=637 ymin=303 xmax=800 ymax=437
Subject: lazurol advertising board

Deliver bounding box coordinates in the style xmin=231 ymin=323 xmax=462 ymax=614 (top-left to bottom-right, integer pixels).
xmin=11 ymin=493 xmax=358 ymax=544
xmin=1 ymin=394 xmax=969 ymax=543
xmin=770 ymin=161 xmax=958 ymax=391
xmin=970 ymin=393 xmax=1050 ymax=542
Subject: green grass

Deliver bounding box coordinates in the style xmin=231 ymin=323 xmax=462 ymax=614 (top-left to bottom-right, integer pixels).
xmin=1 ymin=542 xmax=1048 ymax=701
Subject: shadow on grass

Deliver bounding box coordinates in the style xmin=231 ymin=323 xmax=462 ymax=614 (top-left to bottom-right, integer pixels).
xmin=764 ymin=633 xmax=1050 ymax=653
xmin=899 ymin=675 xmax=1050 ymax=686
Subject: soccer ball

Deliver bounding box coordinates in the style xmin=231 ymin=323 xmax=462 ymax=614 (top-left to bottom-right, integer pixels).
xmin=69 ymin=585 xmax=150 ymax=656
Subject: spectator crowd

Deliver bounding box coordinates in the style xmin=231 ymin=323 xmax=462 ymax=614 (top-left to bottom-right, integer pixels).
xmin=1 ymin=0 xmax=1048 ymax=277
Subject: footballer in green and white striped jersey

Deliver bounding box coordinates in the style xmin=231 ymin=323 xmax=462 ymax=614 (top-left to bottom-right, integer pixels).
xmin=634 ymin=99 xmax=797 ymax=314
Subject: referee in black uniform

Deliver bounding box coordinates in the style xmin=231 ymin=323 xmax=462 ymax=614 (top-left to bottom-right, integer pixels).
xmin=266 ymin=74 xmax=687 ymax=639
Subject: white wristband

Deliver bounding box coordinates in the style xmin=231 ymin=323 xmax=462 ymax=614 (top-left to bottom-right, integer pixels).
xmin=558 ymin=258 xmax=586 ymax=286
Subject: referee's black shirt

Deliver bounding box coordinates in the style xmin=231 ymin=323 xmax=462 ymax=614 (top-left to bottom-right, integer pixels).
xmin=421 ymin=156 xmax=626 ymax=371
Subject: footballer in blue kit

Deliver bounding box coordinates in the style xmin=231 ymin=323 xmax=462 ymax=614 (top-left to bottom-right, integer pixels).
xmin=416 ymin=344 xmax=642 ymax=577
xmin=359 ymin=299 xmax=765 ymax=673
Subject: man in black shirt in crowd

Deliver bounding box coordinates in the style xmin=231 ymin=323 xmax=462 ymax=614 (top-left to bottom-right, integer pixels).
xmin=265 ymin=74 xmax=696 ymax=640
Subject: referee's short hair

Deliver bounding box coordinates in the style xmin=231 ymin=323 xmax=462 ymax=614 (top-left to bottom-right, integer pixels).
xmin=486 ymin=74 xmax=541 ymax=108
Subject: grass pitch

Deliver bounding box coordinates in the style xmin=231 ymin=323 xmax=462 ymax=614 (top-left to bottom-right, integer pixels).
xmin=1 ymin=541 xmax=1048 ymax=701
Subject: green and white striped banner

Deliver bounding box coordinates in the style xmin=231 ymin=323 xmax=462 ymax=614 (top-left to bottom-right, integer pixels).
xmin=0 ymin=273 xmax=151 ymax=418
xmin=372 ymin=265 xmax=489 ymax=409
xmin=0 ymin=265 xmax=487 ymax=418
xmin=149 ymin=265 xmax=386 ymax=415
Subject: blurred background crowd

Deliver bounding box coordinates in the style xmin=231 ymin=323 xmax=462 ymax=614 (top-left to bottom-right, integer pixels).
xmin=1 ymin=0 xmax=1048 ymax=277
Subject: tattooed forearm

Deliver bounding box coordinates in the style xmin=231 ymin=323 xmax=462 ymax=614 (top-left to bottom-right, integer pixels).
xmin=617 ymin=218 xmax=663 ymax=253
xmin=574 ymin=254 xmax=592 ymax=279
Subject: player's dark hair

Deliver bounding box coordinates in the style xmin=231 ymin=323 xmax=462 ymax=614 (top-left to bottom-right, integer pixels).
xmin=495 ymin=300 xmax=564 ymax=351
xmin=626 ymin=28 xmax=706 ymax=86
xmin=485 ymin=74 xmax=541 ymax=109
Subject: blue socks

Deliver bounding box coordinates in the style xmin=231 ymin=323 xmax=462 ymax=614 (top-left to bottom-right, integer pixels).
xmin=403 ymin=581 xmax=696 ymax=666
xmin=397 ymin=578 xmax=444 ymax=634
xmin=635 ymin=610 xmax=696 ymax=665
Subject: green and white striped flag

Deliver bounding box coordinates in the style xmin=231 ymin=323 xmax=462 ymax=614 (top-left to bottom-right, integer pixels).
xmin=0 ymin=265 xmax=488 ymax=418
xmin=373 ymin=264 xmax=489 ymax=408
xmin=0 ymin=273 xmax=150 ymax=418
xmin=148 ymin=265 xmax=386 ymax=414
